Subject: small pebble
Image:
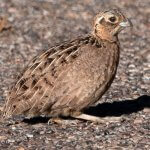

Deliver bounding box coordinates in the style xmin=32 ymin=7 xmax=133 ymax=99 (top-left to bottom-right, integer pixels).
xmin=134 ymin=118 xmax=143 ymax=124
xmin=26 ymin=134 xmax=33 ymax=138
xmin=40 ymin=131 xmax=45 ymax=135
xmin=8 ymin=139 xmax=15 ymax=143
xmin=11 ymin=126 xmax=16 ymax=130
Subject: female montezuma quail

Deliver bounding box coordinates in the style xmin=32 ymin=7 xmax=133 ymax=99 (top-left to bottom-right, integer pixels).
xmin=3 ymin=9 xmax=132 ymax=123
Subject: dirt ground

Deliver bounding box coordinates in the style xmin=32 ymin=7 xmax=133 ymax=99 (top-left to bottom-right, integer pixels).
xmin=0 ymin=0 xmax=149 ymax=149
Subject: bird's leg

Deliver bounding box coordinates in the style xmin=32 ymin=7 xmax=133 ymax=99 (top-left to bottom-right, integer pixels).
xmin=72 ymin=113 xmax=121 ymax=123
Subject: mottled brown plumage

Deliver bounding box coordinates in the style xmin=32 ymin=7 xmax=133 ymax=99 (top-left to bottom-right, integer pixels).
xmin=3 ymin=9 xmax=132 ymax=122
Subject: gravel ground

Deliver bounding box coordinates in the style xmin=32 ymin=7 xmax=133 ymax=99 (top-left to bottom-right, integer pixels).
xmin=0 ymin=0 xmax=150 ymax=149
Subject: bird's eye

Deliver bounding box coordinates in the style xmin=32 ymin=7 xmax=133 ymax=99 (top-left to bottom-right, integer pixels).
xmin=109 ymin=16 xmax=116 ymax=23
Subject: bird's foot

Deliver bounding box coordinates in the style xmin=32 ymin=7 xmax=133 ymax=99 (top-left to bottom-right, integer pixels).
xmin=48 ymin=117 xmax=64 ymax=125
xmin=48 ymin=117 xmax=77 ymax=125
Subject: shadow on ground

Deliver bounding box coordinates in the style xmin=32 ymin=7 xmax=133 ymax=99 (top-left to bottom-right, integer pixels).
xmin=23 ymin=95 xmax=150 ymax=124
xmin=85 ymin=95 xmax=150 ymax=117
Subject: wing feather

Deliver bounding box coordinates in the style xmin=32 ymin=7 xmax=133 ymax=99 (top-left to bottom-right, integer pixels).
xmin=3 ymin=35 xmax=98 ymax=118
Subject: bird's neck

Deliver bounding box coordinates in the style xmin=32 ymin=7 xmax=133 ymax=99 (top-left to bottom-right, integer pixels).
xmin=92 ymin=28 xmax=118 ymax=43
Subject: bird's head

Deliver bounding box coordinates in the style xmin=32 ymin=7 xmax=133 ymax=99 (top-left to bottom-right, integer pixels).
xmin=93 ymin=9 xmax=132 ymax=42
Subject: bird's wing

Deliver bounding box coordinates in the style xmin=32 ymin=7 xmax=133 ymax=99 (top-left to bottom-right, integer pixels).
xmin=3 ymin=35 xmax=98 ymax=118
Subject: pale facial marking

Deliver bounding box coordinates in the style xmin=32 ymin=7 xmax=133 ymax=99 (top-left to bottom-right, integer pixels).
xmin=93 ymin=9 xmax=132 ymax=42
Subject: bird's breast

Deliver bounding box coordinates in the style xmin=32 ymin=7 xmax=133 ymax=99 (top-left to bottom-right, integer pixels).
xmin=67 ymin=42 xmax=120 ymax=84
xmin=62 ymin=42 xmax=120 ymax=108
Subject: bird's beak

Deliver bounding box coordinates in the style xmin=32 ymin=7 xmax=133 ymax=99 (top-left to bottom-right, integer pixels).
xmin=119 ymin=18 xmax=133 ymax=28
xmin=111 ymin=18 xmax=133 ymax=36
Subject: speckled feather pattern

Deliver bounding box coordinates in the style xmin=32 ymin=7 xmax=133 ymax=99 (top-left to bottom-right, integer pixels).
xmin=3 ymin=34 xmax=120 ymax=118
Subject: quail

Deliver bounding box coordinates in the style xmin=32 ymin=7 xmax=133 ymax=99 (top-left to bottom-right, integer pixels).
xmin=3 ymin=9 xmax=132 ymax=123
